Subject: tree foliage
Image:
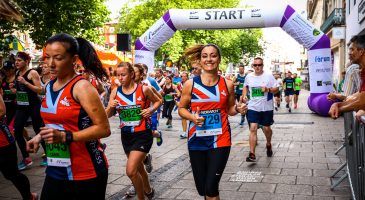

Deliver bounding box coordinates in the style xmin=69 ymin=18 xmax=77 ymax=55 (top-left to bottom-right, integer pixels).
xmin=118 ymin=0 xmax=263 ymax=70
xmin=0 ymin=0 xmax=110 ymax=48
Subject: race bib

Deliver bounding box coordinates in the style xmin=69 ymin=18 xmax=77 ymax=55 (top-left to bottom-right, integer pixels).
xmin=119 ymin=105 xmax=142 ymax=126
xmin=239 ymin=83 xmax=244 ymax=90
xmin=3 ymin=90 xmax=13 ymax=103
xmin=46 ymin=143 xmax=71 ymax=167
xmin=287 ymin=83 xmax=293 ymax=89
xmin=16 ymin=91 xmax=29 ymax=105
xmin=196 ymin=109 xmax=222 ymax=137
xmin=164 ymin=94 xmax=173 ymax=102
xmin=251 ymin=87 xmax=264 ymax=98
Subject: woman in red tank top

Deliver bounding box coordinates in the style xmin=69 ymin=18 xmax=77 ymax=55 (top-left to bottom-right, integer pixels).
xmin=106 ymin=62 xmax=161 ymax=200
xmin=178 ymin=44 xmax=247 ymax=199
xmin=27 ymin=33 xmax=110 ymax=199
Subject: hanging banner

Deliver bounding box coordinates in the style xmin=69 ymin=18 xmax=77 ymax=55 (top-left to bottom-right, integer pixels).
xmin=308 ymin=48 xmax=332 ymax=93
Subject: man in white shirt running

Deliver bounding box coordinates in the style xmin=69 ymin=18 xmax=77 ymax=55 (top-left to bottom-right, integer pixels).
xmin=242 ymin=57 xmax=279 ymax=162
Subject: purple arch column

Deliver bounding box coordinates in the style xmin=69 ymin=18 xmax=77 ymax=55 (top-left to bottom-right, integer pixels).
xmin=307 ymin=35 xmax=334 ymax=116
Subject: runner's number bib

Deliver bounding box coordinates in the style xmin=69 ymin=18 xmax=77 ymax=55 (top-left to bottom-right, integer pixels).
xmin=164 ymin=94 xmax=173 ymax=102
xmin=239 ymin=83 xmax=244 ymax=90
xmin=3 ymin=90 xmax=13 ymax=103
xmin=46 ymin=143 xmax=71 ymax=167
xmin=16 ymin=91 xmax=29 ymax=105
xmin=251 ymin=87 xmax=264 ymax=98
xmin=196 ymin=109 xmax=222 ymax=137
xmin=286 ymin=82 xmax=293 ymax=89
xmin=119 ymin=105 xmax=142 ymax=126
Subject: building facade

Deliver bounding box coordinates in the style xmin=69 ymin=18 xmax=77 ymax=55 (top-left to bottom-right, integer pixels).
xmin=308 ymin=0 xmax=346 ymax=88
xmin=346 ymin=0 xmax=365 ymax=51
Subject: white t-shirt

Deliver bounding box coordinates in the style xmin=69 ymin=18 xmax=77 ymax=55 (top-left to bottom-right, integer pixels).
xmin=244 ymin=72 xmax=278 ymax=112
xmin=276 ymin=78 xmax=283 ymax=91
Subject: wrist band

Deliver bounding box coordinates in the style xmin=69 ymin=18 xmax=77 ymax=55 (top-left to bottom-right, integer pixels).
xmin=65 ymin=130 xmax=73 ymax=145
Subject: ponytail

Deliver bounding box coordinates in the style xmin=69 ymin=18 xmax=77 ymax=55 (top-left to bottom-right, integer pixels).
xmin=76 ymin=38 xmax=108 ymax=80
xmin=45 ymin=33 xmax=108 ymax=80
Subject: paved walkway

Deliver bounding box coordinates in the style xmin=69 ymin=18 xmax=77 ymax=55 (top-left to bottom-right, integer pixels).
xmin=0 ymin=90 xmax=351 ymax=200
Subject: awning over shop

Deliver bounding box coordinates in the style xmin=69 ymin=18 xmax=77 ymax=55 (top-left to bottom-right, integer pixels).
xmin=96 ymin=50 xmax=130 ymax=69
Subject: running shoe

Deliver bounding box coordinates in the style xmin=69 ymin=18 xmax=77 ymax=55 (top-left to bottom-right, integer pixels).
xmin=246 ymin=152 xmax=256 ymax=162
xmin=144 ymin=154 xmax=153 ymax=173
xmin=288 ymin=108 xmax=292 ymax=113
xmin=40 ymin=154 xmax=47 ymax=167
xmin=125 ymin=186 xmax=136 ymax=197
xmin=274 ymin=107 xmax=278 ymax=111
xmin=286 ymin=103 xmax=289 ymax=108
xmin=266 ymin=144 xmax=273 ymax=157
xmin=180 ymin=132 xmax=187 ymax=139
xmin=294 ymin=104 xmax=297 ymax=109
xmin=18 ymin=157 xmax=33 ymax=171
xmin=167 ymin=124 xmax=172 ymax=128
xmin=277 ymin=103 xmax=280 ymax=108
xmin=145 ymin=188 xmax=155 ymax=200
xmin=156 ymin=130 xmax=163 ymax=146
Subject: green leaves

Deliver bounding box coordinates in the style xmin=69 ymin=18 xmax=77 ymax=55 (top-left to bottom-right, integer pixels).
xmin=0 ymin=0 xmax=110 ymax=47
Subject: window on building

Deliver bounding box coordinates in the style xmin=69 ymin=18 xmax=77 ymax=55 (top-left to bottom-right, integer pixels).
xmin=109 ymin=27 xmax=115 ymax=33
xmin=349 ymin=0 xmax=350 ymax=14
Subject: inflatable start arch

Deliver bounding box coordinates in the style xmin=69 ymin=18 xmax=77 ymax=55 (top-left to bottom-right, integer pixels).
xmin=134 ymin=5 xmax=333 ymax=116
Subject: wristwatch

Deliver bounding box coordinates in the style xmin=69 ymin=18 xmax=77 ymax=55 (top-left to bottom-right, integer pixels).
xmin=65 ymin=130 xmax=73 ymax=145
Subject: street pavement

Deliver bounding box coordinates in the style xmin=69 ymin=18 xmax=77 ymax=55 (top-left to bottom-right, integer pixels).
xmin=0 ymin=89 xmax=351 ymax=200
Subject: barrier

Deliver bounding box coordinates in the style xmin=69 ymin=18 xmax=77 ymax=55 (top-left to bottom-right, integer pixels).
xmin=337 ymin=112 xmax=365 ymax=200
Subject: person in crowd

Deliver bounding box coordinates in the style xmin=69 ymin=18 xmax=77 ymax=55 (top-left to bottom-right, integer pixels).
xmin=1 ymin=60 xmax=33 ymax=144
xmin=282 ymin=71 xmax=295 ymax=113
xmin=178 ymin=44 xmax=246 ymax=200
xmin=274 ymin=73 xmax=283 ymax=111
xmin=155 ymin=68 xmax=165 ymax=87
xmin=153 ymin=68 xmax=164 ymax=123
xmin=27 ymin=33 xmax=110 ymax=199
xmin=190 ymin=61 xmax=202 ymax=79
xmin=176 ymin=71 xmax=189 ymax=138
xmin=337 ymin=71 xmax=346 ymax=93
xmin=120 ymin=62 xmax=163 ymax=198
xmin=293 ymin=73 xmax=302 ymax=109
xmin=133 ymin=63 xmax=163 ymax=145
xmin=242 ymin=57 xmax=278 ymax=162
xmin=233 ymin=64 xmax=246 ymax=126
xmin=110 ymin=69 xmax=120 ymax=91
xmin=172 ymin=70 xmax=182 ymax=86
xmin=39 ymin=62 xmax=51 ymax=100
xmin=329 ymin=34 xmax=365 ymax=119
xmin=162 ymin=75 xmax=180 ymax=128
xmin=9 ymin=52 xmax=45 ymax=170
xmin=0 ymin=93 xmax=37 ymax=200
xmin=106 ymin=62 xmax=161 ymax=200
xmin=1 ymin=61 xmax=17 ymax=127
xmin=327 ymin=62 xmax=360 ymax=102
